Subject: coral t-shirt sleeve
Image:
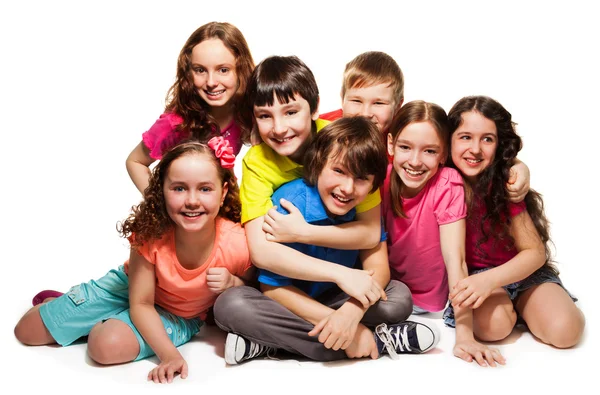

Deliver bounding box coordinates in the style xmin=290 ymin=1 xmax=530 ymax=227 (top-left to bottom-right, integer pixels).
xmin=434 ymin=168 xmax=467 ymax=225
xmin=142 ymin=113 xmax=184 ymax=160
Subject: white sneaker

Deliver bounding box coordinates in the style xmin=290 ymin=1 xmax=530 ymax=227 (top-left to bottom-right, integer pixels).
xmin=375 ymin=320 xmax=440 ymax=359
xmin=224 ymin=333 xmax=277 ymax=365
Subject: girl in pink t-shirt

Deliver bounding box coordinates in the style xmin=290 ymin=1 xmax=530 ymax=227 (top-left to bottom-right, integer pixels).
xmin=383 ymin=101 xmax=467 ymax=316
xmin=445 ymin=95 xmax=585 ymax=367
xmin=126 ymin=22 xmax=255 ymax=194
xmin=15 ymin=139 xmax=253 ymax=384
xmin=382 ymin=99 xmax=467 ymax=342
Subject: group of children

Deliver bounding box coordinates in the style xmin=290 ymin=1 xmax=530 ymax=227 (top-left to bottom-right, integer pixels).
xmin=14 ymin=21 xmax=585 ymax=383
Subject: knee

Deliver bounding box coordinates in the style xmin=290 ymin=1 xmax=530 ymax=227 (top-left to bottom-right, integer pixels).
xmin=541 ymin=310 xmax=585 ymax=349
xmin=213 ymin=287 xmax=257 ymax=325
xmin=473 ymin=305 xmax=517 ymax=342
xmin=14 ymin=311 xmax=50 ymax=346
xmin=87 ymin=323 xmax=129 ymax=365
xmin=378 ymin=280 xmax=413 ymax=323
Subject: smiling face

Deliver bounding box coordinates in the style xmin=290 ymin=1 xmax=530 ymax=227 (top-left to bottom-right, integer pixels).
xmin=342 ymin=82 xmax=397 ymax=133
xmin=388 ymin=121 xmax=445 ymax=198
xmin=254 ymin=93 xmax=318 ymax=162
xmin=317 ymin=153 xmax=374 ymax=217
xmin=190 ymin=38 xmax=238 ymax=108
xmin=451 ymin=111 xmax=498 ymax=183
xmin=163 ymin=152 xmax=227 ymax=234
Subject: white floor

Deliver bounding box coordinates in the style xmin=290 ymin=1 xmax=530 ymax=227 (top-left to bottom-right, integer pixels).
xmin=2 ymin=1 xmax=598 ymax=394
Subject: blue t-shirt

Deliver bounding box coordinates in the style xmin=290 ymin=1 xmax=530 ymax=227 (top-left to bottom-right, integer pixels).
xmin=258 ymin=178 xmax=385 ymax=298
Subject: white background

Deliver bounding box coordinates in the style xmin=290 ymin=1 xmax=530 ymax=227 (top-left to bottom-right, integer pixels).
xmin=1 ymin=1 xmax=597 ymax=393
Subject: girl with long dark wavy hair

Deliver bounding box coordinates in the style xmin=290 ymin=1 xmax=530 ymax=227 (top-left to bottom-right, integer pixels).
xmin=126 ymin=22 xmax=255 ymax=194
xmin=15 ymin=139 xmax=253 ymax=384
xmin=445 ymin=95 xmax=585 ymax=365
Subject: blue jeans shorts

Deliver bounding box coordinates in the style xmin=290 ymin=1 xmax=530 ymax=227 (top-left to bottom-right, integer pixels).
xmin=442 ymin=265 xmax=576 ymax=328
xmin=39 ymin=266 xmax=203 ymax=361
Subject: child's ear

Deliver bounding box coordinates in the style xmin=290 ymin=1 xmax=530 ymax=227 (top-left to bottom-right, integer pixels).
xmin=220 ymin=182 xmax=229 ymax=207
xmin=387 ymin=133 xmax=395 ymax=157
xmin=396 ymin=98 xmax=404 ymax=110
xmin=311 ymin=96 xmax=320 ymax=121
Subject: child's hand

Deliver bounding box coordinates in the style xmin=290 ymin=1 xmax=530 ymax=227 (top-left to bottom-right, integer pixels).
xmin=262 ymin=199 xmax=310 ymax=243
xmin=207 ymin=267 xmax=235 ymax=294
xmin=308 ymin=302 xmax=363 ymax=350
xmin=449 ymin=271 xmax=495 ymax=309
xmin=336 ymin=268 xmax=387 ymax=309
xmin=454 ymin=338 xmax=505 ymax=367
xmin=507 ymin=160 xmax=530 ymax=203
xmin=344 ymin=324 xmax=379 ymax=359
xmin=147 ymin=355 xmax=188 ymax=383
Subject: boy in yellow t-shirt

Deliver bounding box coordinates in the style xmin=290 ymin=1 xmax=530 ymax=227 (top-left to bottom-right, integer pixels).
xmin=238 ymin=55 xmax=387 ymax=309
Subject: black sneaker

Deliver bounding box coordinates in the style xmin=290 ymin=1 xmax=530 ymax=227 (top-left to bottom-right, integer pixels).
xmin=375 ymin=320 xmax=440 ymax=359
xmin=224 ymin=333 xmax=277 ymax=365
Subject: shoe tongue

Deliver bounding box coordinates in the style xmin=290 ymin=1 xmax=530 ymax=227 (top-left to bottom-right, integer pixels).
xmin=405 ymin=322 xmax=420 ymax=350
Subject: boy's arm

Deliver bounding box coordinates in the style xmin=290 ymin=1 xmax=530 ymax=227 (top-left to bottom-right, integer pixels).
xmin=263 ymin=199 xmax=381 ymax=249
xmin=126 ymin=141 xmax=155 ymax=194
xmin=450 ymin=211 xmax=545 ymax=309
xmin=439 ymin=220 xmax=506 ymax=367
xmin=507 ymin=158 xmax=530 ymax=203
xmin=246 ymin=216 xmax=385 ymax=308
xmin=128 ymin=249 xmax=188 ymax=381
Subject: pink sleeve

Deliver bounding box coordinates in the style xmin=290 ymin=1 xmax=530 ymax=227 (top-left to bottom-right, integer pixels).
xmin=434 ymin=168 xmax=467 ymax=225
xmin=508 ymin=201 xmax=527 ymax=217
xmin=142 ymin=113 xmax=185 ymax=160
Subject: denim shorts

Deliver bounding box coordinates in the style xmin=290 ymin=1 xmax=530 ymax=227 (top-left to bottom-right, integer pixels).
xmin=39 ymin=265 xmax=203 ymax=361
xmin=442 ymin=265 xmax=576 ymax=328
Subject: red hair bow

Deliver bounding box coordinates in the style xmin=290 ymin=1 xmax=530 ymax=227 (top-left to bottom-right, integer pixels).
xmin=207 ymin=136 xmax=236 ymax=169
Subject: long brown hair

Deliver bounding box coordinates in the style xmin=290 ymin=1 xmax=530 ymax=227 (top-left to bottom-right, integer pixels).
xmin=448 ymin=96 xmax=558 ymax=274
xmin=165 ymin=22 xmax=255 ymax=145
xmin=387 ymin=100 xmax=450 ymax=217
xmin=118 ymin=141 xmax=241 ymax=249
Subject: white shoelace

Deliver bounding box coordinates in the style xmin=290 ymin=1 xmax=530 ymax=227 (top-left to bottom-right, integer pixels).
xmin=375 ymin=323 xmax=411 ymax=360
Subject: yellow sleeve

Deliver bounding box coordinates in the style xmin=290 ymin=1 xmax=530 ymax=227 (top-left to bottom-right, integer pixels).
xmin=240 ymin=151 xmax=276 ymax=225
xmin=355 ymin=188 xmax=381 ymax=214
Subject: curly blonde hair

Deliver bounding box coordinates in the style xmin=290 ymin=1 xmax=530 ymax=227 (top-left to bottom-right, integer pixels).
xmin=118 ymin=140 xmax=241 ymax=248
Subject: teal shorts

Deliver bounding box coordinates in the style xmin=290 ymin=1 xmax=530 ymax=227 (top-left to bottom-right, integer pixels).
xmin=39 ymin=266 xmax=203 ymax=361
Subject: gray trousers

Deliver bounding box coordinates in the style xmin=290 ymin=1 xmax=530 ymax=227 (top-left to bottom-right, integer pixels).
xmin=213 ymin=280 xmax=412 ymax=361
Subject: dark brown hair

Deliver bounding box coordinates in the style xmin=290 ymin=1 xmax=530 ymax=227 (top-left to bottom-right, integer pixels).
xmin=387 ymin=100 xmax=450 ymax=217
xmin=448 ymin=95 xmax=557 ymax=274
xmin=303 ymin=117 xmax=388 ymax=194
xmin=165 ymin=22 xmax=255 ymax=145
xmin=118 ymin=141 xmax=241 ymax=249
xmin=241 ymin=55 xmax=319 ymax=142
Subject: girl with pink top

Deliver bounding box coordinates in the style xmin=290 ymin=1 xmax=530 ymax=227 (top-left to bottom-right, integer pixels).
xmin=382 ymin=100 xmax=467 ymax=315
xmin=444 ymin=96 xmax=585 ymax=366
xmin=15 ymin=139 xmax=253 ymax=384
xmin=126 ymin=22 xmax=255 ymax=194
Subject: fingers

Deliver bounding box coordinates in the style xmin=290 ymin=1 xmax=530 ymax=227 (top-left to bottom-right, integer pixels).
xmin=370 ymin=345 xmax=379 ymax=359
xmin=166 ymin=365 xmax=176 ymax=383
xmin=473 ymin=350 xmax=487 ymax=367
xmin=356 ymin=294 xmax=370 ymax=309
xmin=459 ymin=292 xmax=480 ymax=309
xmin=453 ymin=347 xmax=473 ymax=363
xmin=491 ymin=348 xmax=506 ymax=365
xmin=278 ymin=198 xmax=299 ymax=213
xmin=483 ymin=349 xmax=496 ymax=368
xmin=507 ymin=168 xmax=517 ymax=185
xmin=181 ymin=361 xmax=189 ymax=379
xmin=308 ymin=318 xmax=326 ymax=337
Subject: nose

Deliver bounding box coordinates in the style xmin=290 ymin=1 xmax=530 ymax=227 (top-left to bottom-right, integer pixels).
xmin=272 ymin=116 xmax=288 ymax=136
xmin=359 ymin=104 xmax=374 ymax=118
xmin=339 ymin=176 xmax=354 ymax=194
xmin=206 ymin=72 xmax=218 ymax=88
xmin=185 ymin=191 xmax=200 ymax=207
xmin=469 ymin=140 xmax=481 ymax=154
xmin=408 ymin=150 xmax=422 ymax=167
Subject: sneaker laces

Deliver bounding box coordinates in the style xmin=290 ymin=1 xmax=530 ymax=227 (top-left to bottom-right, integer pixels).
xmin=246 ymin=341 xmax=271 ymax=360
xmin=375 ymin=323 xmax=410 ymax=360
